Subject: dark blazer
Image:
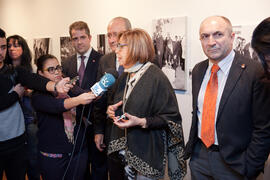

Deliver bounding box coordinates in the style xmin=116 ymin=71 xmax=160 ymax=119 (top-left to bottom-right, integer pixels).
xmin=185 ymin=52 xmax=270 ymax=178
xmin=62 ymin=48 xmax=102 ymax=122
xmin=62 ymin=49 xmax=102 ymax=90
xmin=93 ymin=52 xmax=117 ymax=135
xmin=96 ymin=52 xmax=116 ymax=80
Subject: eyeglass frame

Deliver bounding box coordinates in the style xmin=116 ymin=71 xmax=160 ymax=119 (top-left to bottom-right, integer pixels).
xmin=43 ymin=65 xmax=63 ymax=74
xmin=116 ymin=43 xmax=128 ymax=50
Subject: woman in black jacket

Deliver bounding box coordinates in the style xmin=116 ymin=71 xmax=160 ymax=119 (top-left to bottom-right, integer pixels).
xmin=106 ymin=29 xmax=186 ymax=180
xmin=32 ymin=54 xmax=95 ymax=180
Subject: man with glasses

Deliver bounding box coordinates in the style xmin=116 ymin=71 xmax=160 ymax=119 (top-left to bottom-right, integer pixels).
xmin=93 ymin=16 xmax=131 ymax=180
xmin=62 ymin=21 xmax=106 ymax=180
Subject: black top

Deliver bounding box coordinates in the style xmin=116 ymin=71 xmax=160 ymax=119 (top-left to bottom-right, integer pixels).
xmin=0 ymin=65 xmax=49 ymax=152
xmin=32 ymin=91 xmax=86 ymax=154
xmin=0 ymin=65 xmax=48 ymax=111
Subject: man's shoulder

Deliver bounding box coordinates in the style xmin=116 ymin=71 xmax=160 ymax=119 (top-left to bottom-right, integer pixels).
xmin=234 ymin=52 xmax=263 ymax=73
xmin=99 ymin=52 xmax=116 ymax=68
xmin=90 ymin=48 xmax=103 ymax=61
xmin=100 ymin=52 xmax=115 ymax=62
xmin=193 ymin=59 xmax=208 ymax=71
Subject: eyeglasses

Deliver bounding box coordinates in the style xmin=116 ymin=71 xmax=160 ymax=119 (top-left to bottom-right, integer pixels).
xmin=116 ymin=43 xmax=128 ymax=50
xmin=44 ymin=65 xmax=62 ymax=74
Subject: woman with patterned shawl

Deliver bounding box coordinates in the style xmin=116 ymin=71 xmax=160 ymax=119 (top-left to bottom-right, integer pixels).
xmin=106 ymin=28 xmax=186 ymax=180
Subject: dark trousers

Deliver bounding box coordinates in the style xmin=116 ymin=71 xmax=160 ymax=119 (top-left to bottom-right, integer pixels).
xmin=189 ymin=140 xmax=249 ymax=180
xmin=107 ymin=153 xmax=125 ymax=180
xmin=25 ymin=123 xmax=40 ymax=180
xmin=0 ymin=143 xmax=27 ymax=180
xmin=39 ymin=148 xmax=88 ymax=180
xmin=85 ymin=126 xmax=108 ymax=180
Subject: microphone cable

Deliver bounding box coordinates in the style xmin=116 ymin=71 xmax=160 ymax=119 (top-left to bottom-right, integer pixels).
xmin=62 ymin=105 xmax=86 ymax=180
xmin=72 ymin=103 xmax=93 ymax=180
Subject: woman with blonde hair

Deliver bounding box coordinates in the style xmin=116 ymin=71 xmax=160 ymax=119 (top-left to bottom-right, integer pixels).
xmin=106 ymin=29 xmax=186 ymax=180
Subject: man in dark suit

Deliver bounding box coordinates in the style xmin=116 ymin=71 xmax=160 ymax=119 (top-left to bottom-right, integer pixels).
xmin=62 ymin=21 xmax=106 ymax=180
xmin=93 ymin=16 xmax=131 ymax=180
xmin=184 ymin=16 xmax=270 ymax=180
xmin=155 ymin=33 xmax=164 ymax=69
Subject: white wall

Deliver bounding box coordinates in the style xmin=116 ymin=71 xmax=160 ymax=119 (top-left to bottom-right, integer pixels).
xmin=1 ymin=0 xmax=269 ymax=179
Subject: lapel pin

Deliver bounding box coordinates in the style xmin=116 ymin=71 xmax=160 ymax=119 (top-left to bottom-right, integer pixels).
xmin=241 ymin=64 xmax=246 ymax=69
xmin=92 ymin=59 xmax=96 ymax=63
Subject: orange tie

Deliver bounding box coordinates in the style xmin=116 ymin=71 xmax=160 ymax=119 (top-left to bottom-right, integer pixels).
xmin=201 ymin=64 xmax=220 ymax=148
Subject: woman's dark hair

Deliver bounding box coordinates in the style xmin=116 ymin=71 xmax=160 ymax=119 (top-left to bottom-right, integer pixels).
xmin=36 ymin=54 xmax=57 ymax=73
xmin=6 ymin=35 xmax=33 ymax=72
xmin=251 ymin=17 xmax=270 ymax=77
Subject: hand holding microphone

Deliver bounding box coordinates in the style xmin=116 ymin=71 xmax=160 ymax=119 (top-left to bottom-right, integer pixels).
xmin=91 ymin=69 xmax=118 ymax=97
xmin=76 ymin=92 xmax=96 ymax=105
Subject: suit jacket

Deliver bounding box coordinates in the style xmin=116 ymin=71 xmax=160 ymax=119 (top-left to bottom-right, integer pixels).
xmin=93 ymin=52 xmax=117 ymax=135
xmin=185 ymin=52 xmax=270 ymax=178
xmin=62 ymin=48 xmax=102 ymax=123
xmin=96 ymin=52 xmax=116 ymax=80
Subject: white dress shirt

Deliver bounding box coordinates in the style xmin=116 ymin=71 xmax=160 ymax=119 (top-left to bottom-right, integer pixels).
xmin=76 ymin=47 xmax=92 ymax=72
xmin=197 ymin=50 xmax=235 ymax=145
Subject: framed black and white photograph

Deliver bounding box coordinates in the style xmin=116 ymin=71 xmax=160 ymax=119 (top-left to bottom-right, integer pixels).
xmin=97 ymin=34 xmax=111 ymax=55
xmin=152 ymin=16 xmax=187 ymax=90
xmin=233 ymin=25 xmax=259 ymax=62
xmin=33 ymin=38 xmax=50 ymax=64
xmin=60 ymin=36 xmax=75 ymax=63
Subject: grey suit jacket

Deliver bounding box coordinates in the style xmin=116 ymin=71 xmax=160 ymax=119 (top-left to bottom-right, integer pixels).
xmin=185 ymin=52 xmax=270 ymax=178
xmin=96 ymin=52 xmax=116 ymax=81
xmin=93 ymin=52 xmax=117 ymax=135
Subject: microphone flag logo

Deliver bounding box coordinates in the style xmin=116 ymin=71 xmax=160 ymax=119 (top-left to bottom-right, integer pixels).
xmin=91 ymin=73 xmax=116 ymax=96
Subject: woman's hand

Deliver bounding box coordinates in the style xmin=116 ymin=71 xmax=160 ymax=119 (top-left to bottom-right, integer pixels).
xmin=64 ymin=92 xmax=96 ymax=110
xmin=56 ymin=77 xmax=73 ymax=93
xmin=113 ymin=113 xmax=147 ymax=129
xmin=77 ymin=92 xmax=96 ymax=105
xmin=106 ymin=101 xmax=123 ymax=119
xmin=13 ymin=84 xmax=25 ymax=98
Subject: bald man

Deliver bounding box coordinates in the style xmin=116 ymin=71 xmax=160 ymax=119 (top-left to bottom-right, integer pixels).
xmin=184 ymin=16 xmax=270 ymax=180
xmin=93 ymin=16 xmax=131 ymax=180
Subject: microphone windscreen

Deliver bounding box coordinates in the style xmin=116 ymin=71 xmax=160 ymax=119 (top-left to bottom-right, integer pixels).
xmin=105 ymin=68 xmax=119 ymax=79
xmin=91 ymin=73 xmax=116 ymax=96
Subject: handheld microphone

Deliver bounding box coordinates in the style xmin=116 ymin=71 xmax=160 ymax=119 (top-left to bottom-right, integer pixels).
xmin=91 ymin=69 xmax=118 ymax=97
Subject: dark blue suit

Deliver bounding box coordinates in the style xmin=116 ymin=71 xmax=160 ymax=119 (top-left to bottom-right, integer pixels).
xmin=185 ymin=52 xmax=270 ymax=179
xmin=62 ymin=49 xmax=108 ymax=180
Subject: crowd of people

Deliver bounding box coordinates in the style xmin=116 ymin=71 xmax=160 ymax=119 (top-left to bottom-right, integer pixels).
xmin=0 ymin=15 xmax=270 ymax=180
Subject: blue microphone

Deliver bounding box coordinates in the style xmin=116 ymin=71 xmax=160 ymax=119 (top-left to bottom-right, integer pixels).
xmin=91 ymin=69 xmax=118 ymax=96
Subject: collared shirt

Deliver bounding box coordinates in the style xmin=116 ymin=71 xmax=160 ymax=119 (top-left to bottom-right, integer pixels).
xmin=76 ymin=47 xmax=92 ymax=72
xmin=197 ymin=50 xmax=235 ymax=145
xmin=115 ymin=57 xmax=120 ymax=70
